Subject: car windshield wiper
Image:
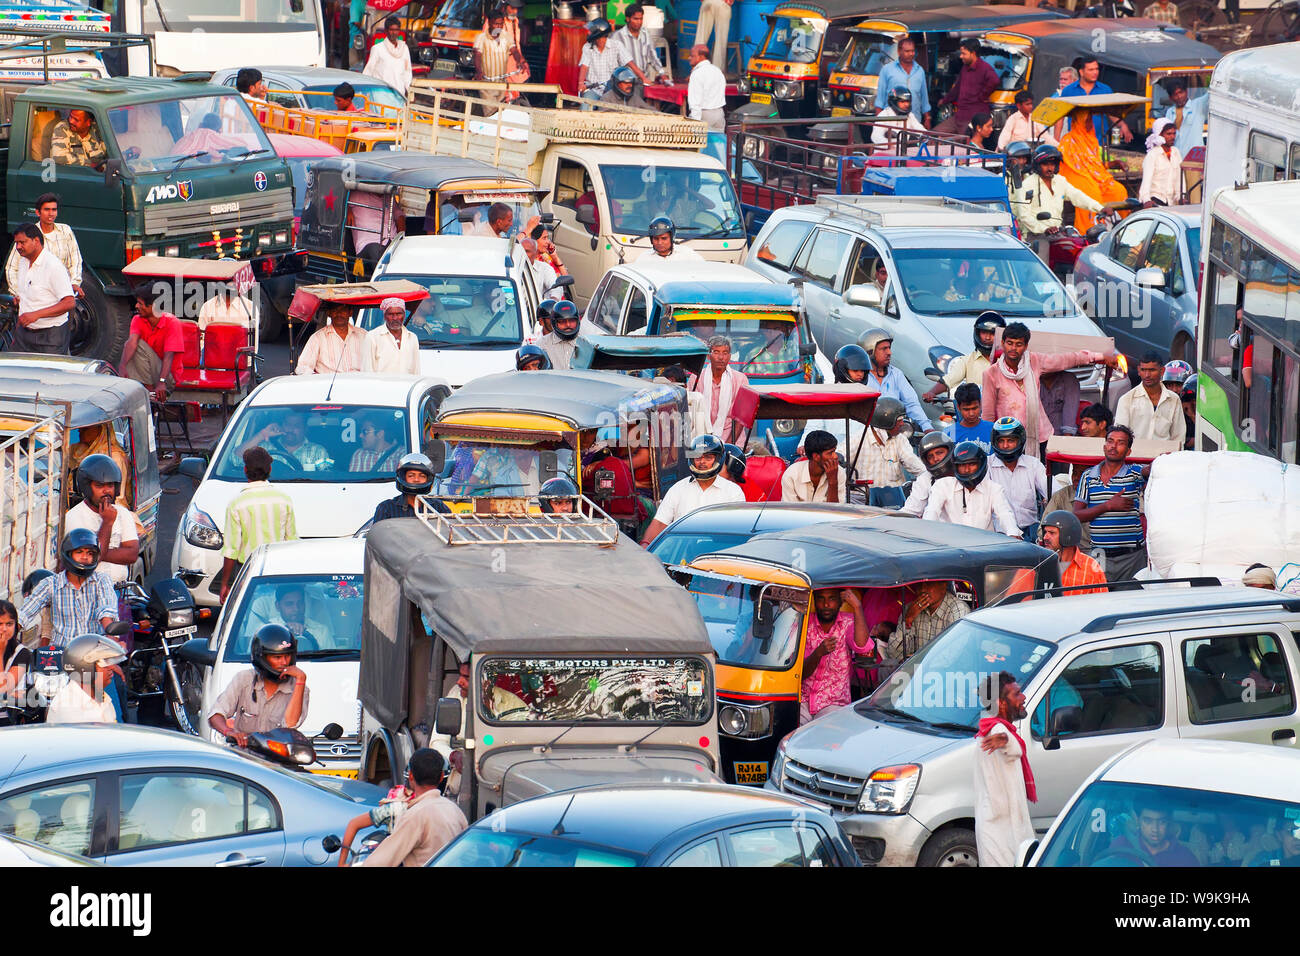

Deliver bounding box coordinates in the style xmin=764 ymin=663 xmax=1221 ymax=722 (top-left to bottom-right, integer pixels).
xmin=230 ymin=147 xmax=271 ymax=170
xmin=929 ymin=720 xmax=976 ymax=732
xmin=297 ymin=649 xmax=358 ymax=660
xmin=683 ymin=222 xmax=742 ymax=241
xmin=865 ymin=704 xmax=922 ymax=722
xmin=165 ymin=151 xmax=207 ymax=175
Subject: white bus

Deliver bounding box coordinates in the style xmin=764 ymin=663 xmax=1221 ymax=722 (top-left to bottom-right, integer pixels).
xmin=106 ymin=0 xmax=326 ymax=75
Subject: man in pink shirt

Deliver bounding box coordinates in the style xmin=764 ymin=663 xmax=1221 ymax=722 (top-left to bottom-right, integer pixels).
xmin=980 ymin=320 xmax=1117 ymax=456
xmin=800 ymin=587 xmax=873 ymax=724
xmin=691 ymin=335 xmax=750 ymax=443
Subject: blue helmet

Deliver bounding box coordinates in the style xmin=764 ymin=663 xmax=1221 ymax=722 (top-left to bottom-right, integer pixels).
xmin=990 ymin=416 xmax=1026 ymax=463
xmin=516 ymin=344 xmax=551 ymax=370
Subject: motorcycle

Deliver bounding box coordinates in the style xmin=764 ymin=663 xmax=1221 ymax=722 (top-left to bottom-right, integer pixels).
xmin=118 ymin=574 xmax=212 ymax=733
xmin=12 ymin=620 xmax=133 ymax=724
xmin=228 ymin=723 xmax=345 ymax=770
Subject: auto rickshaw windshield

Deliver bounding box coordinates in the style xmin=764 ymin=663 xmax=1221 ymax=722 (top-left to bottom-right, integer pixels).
xmin=761 ymin=16 xmax=827 ymax=62
xmin=836 ymin=34 xmax=895 ymax=75
xmin=438 ymin=439 xmax=575 ymax=497
xmin=670 ymin=314 xmax=803 ymax=376
xmin=690 ymin=576 xmax=806 ymax=670
xmin=433 ymin=0 xmax=480 ymax=28
xmin=981 ymin=42 xmax=1029 ymax=92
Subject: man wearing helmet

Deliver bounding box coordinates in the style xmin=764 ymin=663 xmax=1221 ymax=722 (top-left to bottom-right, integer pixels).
xmin=373 ymin=452 xmax=450 ymax=523
xmin=63 ymin=453 xmax=139 ymax=587
xmin=1114 ymin=350 xmax=1186 ymax=445
xmin=601 ymin=64 xmax=649 ymax=109
xmin=900 ymin=430 xmax=954 ymax=517
xmin=871 ymin=87 xmax=925 ymax=148
xmin=855 ymin=398 xmax=925 ymax=508
xmin=45 ymin=635 xmax=126 ymax=724
xmin=1040 ymin=509 xmax=1106 ymax=594
xmin=637 ymin=216 xmax=702 ymax=262
xmin=860 ymin=327 xmax=930 ymax=431
xmin=922 ymin=441 xmax=1020 ymax=536
xmin=640 ymin=434 xmax=743 ymax=546
xmin=579 ymin=18 xmax=627 ymax=101
xmin=923 ymin=311 xmax=1003 ymax=402
xmin=537 ymin=299 xmax=580 ymax=370
xmin=18 ymin=528 xmax=117 ymax=649
xmin=515 ymin=343 xmax=552 ymax=371
xmin=538 ymin=476 xmax=579 ymax=513
xmin=987 ymin=417 xmax=1047 ymax=540
xmin=208 ymin=623 xmax=309 ymax=747
xmin=1012 ymin=143 xmax=1106 ymax=240
xmin=798 ymin=345 xmax=871 ymax=454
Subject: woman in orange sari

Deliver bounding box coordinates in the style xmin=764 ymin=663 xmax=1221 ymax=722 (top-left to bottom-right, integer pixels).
xmin=1058 ymin=107 xmax=1128 ymax=232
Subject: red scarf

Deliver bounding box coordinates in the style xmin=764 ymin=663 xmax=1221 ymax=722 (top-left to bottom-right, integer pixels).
xmin=977 ymin=716 xmax=1037 ymax=803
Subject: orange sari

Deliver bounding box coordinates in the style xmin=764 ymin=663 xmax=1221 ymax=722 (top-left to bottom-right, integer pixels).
xmin=1059 ymin=108 xmax=1128 ymax=231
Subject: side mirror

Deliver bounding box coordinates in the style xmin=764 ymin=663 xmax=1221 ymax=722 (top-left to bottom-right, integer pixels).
xmin=423 ymin=437 xmax=447 ymax=474
xmin=590 ymin=235 xmax=598 ymax=252
xmin=539 ymin=450 xmax=559 ymax=482
xmin=1084 ymin=223 xmax=1108 ymax=243
xmin=321 ymin=834 xmax=343 ymax=854
xmin=751 ymin=591 xmax=774 ymax=643
xmin=434 ymin=696 xmax=463 ymax=737
xmin=540 ymin=212 xmax=556 ymax=225
xmin=923 ymin=366 xmax=943 ymax=383
xmin=799 ymin=340 xmax=816 ymax=358
xmin=320 ymin=722 xmax=344 ymax=741
xmin=178 ymin=457 xmax=206 ymax=481
xmin=105 ymin=620 xmax=132 ymax=637
xmin=103 ymin=158 xmax=123 ymax=187
xmin=1135 ymin=266 xmax=1165 ymax=289
xmin=843 ymin=283 xmax=881 ymax=309
xmin=175 ymin=637 xmax=217 ymax=668
xmin=575 ymin=205 xmax=597 ymax=227
xmin=554 ymin=275 xmax=575 ymax=288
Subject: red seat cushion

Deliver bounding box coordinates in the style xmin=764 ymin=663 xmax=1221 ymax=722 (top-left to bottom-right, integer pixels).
xmin=742 ymin=456 xmax=786 ymax=502
xmin=179 ymin=321 xmax=200 ymax=369
xmin=203 ymin=324 xmax=249 ymax=371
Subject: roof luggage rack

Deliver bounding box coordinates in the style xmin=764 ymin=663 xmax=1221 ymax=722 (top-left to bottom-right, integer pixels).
xmin=413 ymin=495 xmax=620 ymax=545
xmin=989 ymin=576 xmax=1223 ymax=607
xmin=813 ymin=194 xmax=1012 ymax=230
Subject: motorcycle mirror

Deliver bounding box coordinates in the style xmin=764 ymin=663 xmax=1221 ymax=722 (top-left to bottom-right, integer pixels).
xmin=105 ymin=620 xmax=132 ymax=637
xmin=320 ymin=722 xmax=345 ymax=741
xmin=924 ymin=366 xmax=943 ymax=383
xmin=554 ymin=275 xmax=575 ymax=287
xmin=176 ymin=637 xmax=218 ymax=668
xmin=322 ymin=834 xmax=342 ymax=854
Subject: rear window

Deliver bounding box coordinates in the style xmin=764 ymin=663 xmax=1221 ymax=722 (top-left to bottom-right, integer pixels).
xmin=432 ymin=830 xmax=639 ymax=867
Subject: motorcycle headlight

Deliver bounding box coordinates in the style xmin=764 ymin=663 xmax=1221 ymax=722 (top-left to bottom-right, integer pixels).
xmin=168 ymin=607 xmax=195 ymax=628
xmin=718 ymin=702 xmax=773 ymax=739
xmin=457 ymin=47 xmax=475 ymax=66
xmin=182 ymin=504 xmax=223 ymax=550
xmin=773 ymin=418 xmax=798 ymax=436
xmin=737 ymin=75 xmax=751 ymax=94
xmin=817 ymin=88 xmax=831 ymax=110
xmin=418 ymin=45 xmax=435 ymax=62
xmin=856 ymin=764 xmax=921 ymax=814
xmin=852 ymin=93 xmax=872 ymax=115
xmin=928 ymin=346 xmax=962 ymax=375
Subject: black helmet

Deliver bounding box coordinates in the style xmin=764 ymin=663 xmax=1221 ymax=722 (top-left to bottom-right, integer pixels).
xmin=538 ymin=475 xmax=578 ymax=513
xmin=586 ymin=17 xmax=612 ymax=42
xmin=918 ymin=430 xmax=955 ymax=479
xmin=686 ymin=434 xmax=724 ymax=480
xmin=990 ymin=416 xmax=1027 ymax=464
xmin=1180 ymin=373 xmax=1198 ymax=404
xmin=1031 ymin=143 xmax=1062 ymax=174
xmin=60 ymin=527 xmax=101 ymax=577
xmin=648 ymin=216 xmax=676 ymax=241
xmin=1005 ymin=140 xmax=1032 ymax=162
xmin=538 ymin=298 xmax=558 ymax=320
xmin=1041 ymin=509 xmax=1083 ymax=550
xmin=951 ymin=441 xmax=988 ymax=489
xmin=831 ymin=344 xmax=871 ymax=384
xmin=871 ymin=396 xmax=907 ymax=432
xmin=22 ymin=568 xmax=55 ymax=598
xmin=973 ymin=310 xmax=1005 ymax=356
xmin=75 ymin=453 xmax=122 ymax=505
xmin=250 ymin=623 xmax=297 ymax=683
xmin=516 ymin=344 xmax=551 ymax=370
xmin=551 ymin=300 xmax=580 ymax=340
xmin=611 ymin=64 xmax=637 ymax=92
xmin=723 ymin=443 xmax=746 ymax=484
xmin=886 ymin=85 xmax=912 ymax=113
xmin=395 ymin=452 xmax=435 ymax=495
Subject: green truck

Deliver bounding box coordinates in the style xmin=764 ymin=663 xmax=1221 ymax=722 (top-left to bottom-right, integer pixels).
xmin=0 ymin=36 xmax=295 ymax=360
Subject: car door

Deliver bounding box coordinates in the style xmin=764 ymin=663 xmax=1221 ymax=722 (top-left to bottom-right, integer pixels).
xmin=1130 ymin=218 xmax=1185 ymax=359
xmin=747 ymin=217 xmax=816 ymax=286
xmin=722 ymin=821 xmax=840 ymax=867
xmin=1086 ymin=216 xmax=1155 ymax=361
xmin=1023 ymin=637 xmax=1177 ymax=831
xmin=0 ymin=775 xmax=105 ymax=860
xmin=1173 ymin=624 xmax=1299 ymax=748
xmin=548 ymin=156 xmax=604 ymax=305
xmin=790 ymin=226 xmax=854 ymax=354
xmin=105 ymin=770 xmax=286 ymax=867
xmin=589 ymin=272 xmax=632 ymax=334
xmin=823 ymin=236 xmax=889 ymax=357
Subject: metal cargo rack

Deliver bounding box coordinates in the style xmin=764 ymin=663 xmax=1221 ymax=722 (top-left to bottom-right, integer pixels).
xmin=413 ymin=494 xmax=620 ymax=545
xmin=813 ymin=193 xmax=1013 ymax=229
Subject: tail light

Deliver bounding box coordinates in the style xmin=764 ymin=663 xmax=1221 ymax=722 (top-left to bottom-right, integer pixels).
xmin=125 ymin=242 xmax=143 ymax=263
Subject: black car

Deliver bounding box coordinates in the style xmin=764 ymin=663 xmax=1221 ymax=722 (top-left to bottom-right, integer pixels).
xmin=428 ymin=784 xmax=860 ymax=867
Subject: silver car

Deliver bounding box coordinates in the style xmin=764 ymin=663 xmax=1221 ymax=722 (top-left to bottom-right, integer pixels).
xmin=769 ymin=585 xmax=1300 ymax=866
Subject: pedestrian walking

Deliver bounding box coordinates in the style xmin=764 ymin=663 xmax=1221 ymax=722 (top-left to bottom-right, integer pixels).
xmin=974 ymin=670 xmax=1036 ymax=867
xmin=219 ymin=446 xmax=298 ymax=602
xmin=9 ymin=222 xmax=75 ymax=354
xmin=4 ymin=193 xmax=82 ymax=296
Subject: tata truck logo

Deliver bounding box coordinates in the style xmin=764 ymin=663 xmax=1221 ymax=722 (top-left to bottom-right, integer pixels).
xmin=144 ymin=180 xmax=194 ymax=203
xmin=253 ymin=170 xmax=267 ymax=191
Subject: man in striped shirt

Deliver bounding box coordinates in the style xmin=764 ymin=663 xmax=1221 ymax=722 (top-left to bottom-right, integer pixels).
xmin=219 ymin=446 xmax=299 ymax=602
xmin=295 ymin=302 xmax=367 ymax=374
xmin=1073 ymin=425 xmax=1151 ymax=583
xmin=4 ymin=193 xmax=83 ymax=296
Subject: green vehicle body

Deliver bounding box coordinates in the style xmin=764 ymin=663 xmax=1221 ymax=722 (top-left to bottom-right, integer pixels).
xmin=1 ymin=74 xmax=295 ymax=360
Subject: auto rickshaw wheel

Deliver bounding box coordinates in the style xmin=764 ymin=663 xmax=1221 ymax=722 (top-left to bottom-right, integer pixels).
xmin=72 ymin=270 xmax=132 ymax=364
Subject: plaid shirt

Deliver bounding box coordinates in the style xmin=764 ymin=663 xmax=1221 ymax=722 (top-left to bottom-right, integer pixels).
xmin=349 ymin=444 xmax=402 ymax=474
xmin=221 ymin=480 xmax=298 ymax=563
xmin=18 ymin=570 xmax=117 ymax=649
xmin=853 ymin=427 xmax=925 ymax=490
xmin=1060 ymin=547 xmax=1107 ymax=595
xmin=579 ymin=41 xmax=626 ymax=91
xmin=1143 ymin=1 xmax=1181 ymax=23
xmin=883 ymin=592 xmax=968 ymax=661
xmin=5 ymin=222 xmax=83 ymax=290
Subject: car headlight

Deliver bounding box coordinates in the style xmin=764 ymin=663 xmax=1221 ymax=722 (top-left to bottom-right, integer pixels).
xmin=817 ymin=88 xmax=831 ymax=110
xmin=168 ymin=607 xmax=195 ymax=628
xmin=772 ymin=418 xmax=798 ymax=436
xmin=927 ymin=346 xmax=962 ymax=375
xmin=857 ymin=764 xmax=921 ymax=814
xmin=853 ymin=93 xmax=872 ymax=115
xmin=182 ymin=504 xmax=223 ymax=550
xmin=737 ymin=75 xmax=750 ymax=94
xmin=774 ymin=80 xmax=801 ymax=100
xmin=770 ymin=741 xmax=788 ymax=789
xmin=718 ymin=701 xmax=773 ymax=739
xmin=457 ymin=47 xmax=474 ymax=66
xmin=418 ymin=45 xmax=435 ymax=62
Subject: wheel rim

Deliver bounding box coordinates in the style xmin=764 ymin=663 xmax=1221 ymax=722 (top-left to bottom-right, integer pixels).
xmin=171 ymin=663 xmax=204 ymax=735
xmin=937 ymin=845 xmax=979 ymax=867
xmin=67 ymin=298 xmax=97 ymax=356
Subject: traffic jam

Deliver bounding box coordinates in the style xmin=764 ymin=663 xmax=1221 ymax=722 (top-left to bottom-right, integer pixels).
xmin=0 ymin=0 xmax=1296 ymax=887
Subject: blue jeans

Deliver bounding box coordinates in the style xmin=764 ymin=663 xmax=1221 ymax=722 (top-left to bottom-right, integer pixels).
xmin=869 ymin=486 xmax=906 ymax=508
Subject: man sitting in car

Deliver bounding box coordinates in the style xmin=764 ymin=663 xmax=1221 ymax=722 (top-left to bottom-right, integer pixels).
xmin=348 ymin=412 xmax=402 ymax=473
xmin=241 ymin=410 xmax=333 ymax=472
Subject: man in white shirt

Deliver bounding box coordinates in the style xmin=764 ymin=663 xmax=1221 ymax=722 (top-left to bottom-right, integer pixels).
xmin=641 ymin=436 xmax=744 ymax=545
xmin=871 ymin=88 xmax=926 ymax=149
xmin=10 ymin=222 xmax=75 ymax=354
xmin=361 ymin=297 xmax=421 ymax=375
xmin=780 ymin=430 xmax=842 ymax=503
xmin=297 ymin=302 xmax=368 ymax=374
xmin=537 ymin=300 xmax=580 ymax=370
xmin=197 ymin=286 xmax=255 ymax=333
xmin=1114 ymin=350 xmax=1186 ymax=445
xmin=686 ymin=44 xmax=726 ymax=130
xmin=1139 ymin=119 xmax=1182 ymax=206
xmin=986 ymin=417 xmax=1047 ymax=540
xmin=854 ymin=397 xmax=924 ymax=507
xmin=997 ymin=89 xmax=1057 ymax=151
xmin=363 ymin=16 xmax=413 ymax=95
xmin=637 ymin=216 xmax=703 ymax=262
xmin=4 ymin=193 xmax=83 ymax=296
xmin=1012 ymin=146 xmax=1104 ymax=239
xmin=521 ymin=237 xmax=563 ymax=298
xmin=63 ymin=455 xmax=139 ymax=587
xmin=45 ymin=635 xmax=125 ymax=725
xmin=923 ymin=442 xmax=1020 ymax=537
xmin=899 ymin=431 xmax=954 ymax=517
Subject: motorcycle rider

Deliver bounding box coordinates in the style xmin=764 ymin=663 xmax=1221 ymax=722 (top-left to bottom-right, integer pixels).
xmin=986 ymin=416 xmax=1047 ymax=541
xmin=899 ymin=430 xmax=955 ymax=517
xmin=516 ymin=343 xmax=552 ymax=371
xmin=208 ymin=623 xmax=309 ymax=748
xmin=45 ymin=634 xmax=126 ymax=724
xmin=537 ymin=299 xmax=580 ymax=370
xmin=372 ymin=452 xmax=449 ymax=523
xmin=538 ymin=475 xmax=579 ymax=514
xmin=723 ymin=443 xmax=747 ymax=486
xmin=871 ymin=86 xmax=925 ymax=148
xmin=923 ymin=311 xmax=1005 ymax=401
xmin=637 ymin=216 xmax=702 ymax=263
xmin=359 ymin=748 xmax=468 ymax=867
xmin=18 ymin=528 xmax=117 ymax=649
xmin=1012 ymin=143 xmax=1106 ymax=242
xmin=922 ymin=441 xmax=1020 ymax=536
xmin=1002 ymin=140 xmax=1033 ymax=190
xmin=63 ymin=453 xmax=139 ymax=589
xmin=535 ymin=298 xmax=557 ymax=335
xmin=798 ymin=343 xmax=872 ymax=454
xmin=860 ymin=328 xmax=930 ymax=431
xmin=601 ymin=64 xmax=649 ymax=109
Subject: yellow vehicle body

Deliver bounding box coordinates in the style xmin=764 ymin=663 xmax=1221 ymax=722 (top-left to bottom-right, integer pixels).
xmin=246 ymin=93 xmax=402 ymax=151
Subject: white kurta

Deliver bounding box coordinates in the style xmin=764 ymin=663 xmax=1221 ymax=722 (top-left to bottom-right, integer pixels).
xmin=363 ymin=39 xmax=413 ymax=95
xmin=973 ymin=724 xmax=1035 ymax=867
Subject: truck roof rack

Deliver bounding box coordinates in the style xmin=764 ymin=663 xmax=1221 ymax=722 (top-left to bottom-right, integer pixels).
xmin=413 ymin=494 xmax=620 ymax=545
xmin=989 ymin=576 xmax=1223 ymax=607
xmin=813 ymin=193 xmax=1013 ymax=230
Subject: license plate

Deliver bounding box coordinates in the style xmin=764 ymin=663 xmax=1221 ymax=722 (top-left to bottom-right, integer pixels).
xmin=749 ymin=93 xmax=772 ymax=105
xmin=733 ymin=761 xmax=769 ymax=785
xmin=433 ymin=58 xmax=457 ymax=73
xmin=831 ymin=107 xmax=850 ymax=117
xmin=311 ymin=768 xmax=359 ymax=778
xmin=166 ymin=625 xmax=197 ymax=639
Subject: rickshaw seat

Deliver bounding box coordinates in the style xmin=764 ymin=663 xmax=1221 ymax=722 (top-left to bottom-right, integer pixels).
xmin=742 ymin=455 xmax=786 ymax=502
xmin=173 ymin=321 xmax=203 ymax=388
xmin=198 ymin=324 xmax=254 ymax=390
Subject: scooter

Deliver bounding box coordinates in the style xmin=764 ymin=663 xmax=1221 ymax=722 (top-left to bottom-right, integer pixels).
xmin=226 ymin=723 xmax=346 ymax=771
xmin=16 ymin=620 xmax=133 ymax=724
xmin=118 ymin=574 xmax=213 ymax=734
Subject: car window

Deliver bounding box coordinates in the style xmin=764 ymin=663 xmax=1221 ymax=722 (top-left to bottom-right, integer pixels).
xmin=797 ymin=825 xmax=837 ymax=867
xmin=267 ymin=90 xmax=298 ymax=108
xmin=591 ymin=275 xmax=630 ymax=333
xmin=0 ymin=779 xmax=95 ymax=857
xmin=754 ymin=219 xmax=814 ymax=271
xmin=624 ymin=286 xmax=650 ymax=334
xmin=118 ymin=773 xmax=252 ymax=850
xmin=213 ymin=403 xmax=409 ymax=482
xmin=1032 ymin=643 xmax=1163 ymax=739
xmin=847 ymin=239 xmax=883 ymax=289
xmin=1143 ymin=222 xmax=1182 ymax=294
xmin=726 ymin=824 xmax=806 ymax=867
xmin=1182 ymin=633 xmax=1295 ymax=724
xmin=1111 ymin=218 xmax=1155 ymax=272
xmin=667 ymin=837 xmax=724 ymax=866
xmin=794 ymin=228 xmax=851 ymax=289
xmin=223 ymin=572 xmax=364 ymax=660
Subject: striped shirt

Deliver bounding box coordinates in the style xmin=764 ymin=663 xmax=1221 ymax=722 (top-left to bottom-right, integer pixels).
xmin=295 ymin=322 xmax=367 ymax=375
xmin=17 ymin=570 xmax=117 ymax=649
xmin=5 ymin=222 xmax=83 ymax=290
xmin=221 ymin=480 xmax=298 ymax=563
xmin=1075 ymin=462 xmax=1145 ymax=550
xmin=612 ymin=25 xmax=663 ymax=80
xmin=579 ymin=41 xmax=626 ymax=91
xmin=473 ymin=30 xmax=512 ymax=82
xmin=883 ymin=592 xmax=968 ymax=660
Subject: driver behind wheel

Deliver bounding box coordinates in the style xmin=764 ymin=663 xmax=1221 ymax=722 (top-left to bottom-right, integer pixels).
xmin=207 ymin=623 xmax=309 ymax=748
xmin=242 ymin=409 xmax=333 ymax=472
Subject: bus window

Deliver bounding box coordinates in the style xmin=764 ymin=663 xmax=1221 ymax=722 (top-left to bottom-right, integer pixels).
xmin=1246 ymin=338 xmax=1276 ymax=451
xmin=1283 ymin=355 xmax=1300 ymax=463
xmin=1248 ymin=131 xmax=1287 ymax=182
xmin=1204 ymin=267 xmax=1239 ymax=380
xmin=1291 ymin=143 xmax=1300 ymax=180
xmin=1243 ymin=246 xmax=1288 ymax=344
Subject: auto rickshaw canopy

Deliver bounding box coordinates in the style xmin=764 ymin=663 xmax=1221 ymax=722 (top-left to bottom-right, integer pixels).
xmin=845 ymin=4 xmax=1065 ymax=36
xmin=571 ymin=334 xmax=708 ymax=375
xmin=988 ymin=19 xmax=1220 ymax=74
xmin=286 ymin=279 xmax=429 ymax=322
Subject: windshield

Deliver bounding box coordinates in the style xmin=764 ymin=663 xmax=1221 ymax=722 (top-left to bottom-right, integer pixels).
xmin=477 ymin=656 xmax=714 ymax=724
xmin=107 ymin=96 xmax=274 ymax=172
xmin=1185 ymin=226 xmax=1201 ymax=269
xmin=688 ymin=576 xmax=806 ymax=670
xmin=358 ymin=275 xmax=522 ymax=348
xmin=649 ymin=531 xmax=748 ymax=566
xmin=1150 ymin=71 xmax=1210 ymax=115
xmin=599 ymin=166 xmax=744 ymax=240
xmin=1037 ymin=780 xmax=1300 ymax=868
xmin=214 ymin=403 xmax=409 ymax=482
xmin=436 ymin=439 xmax=574 ymax=497
xmin=891 ymin=246 xmax=1073 ymax=318
xmin=835 ymin=34 xmax=894 ymax=76
xmin=669 ymin=313 xmax=803 ymax=377
xmin=434 ymin=195 xmax=542 ymax=237
xmin=303 ymin=83 xmax=403 ymax=114
xmin=223 ymin=573 xmax=362 ymax=661
xmin=432 ymin=831 xmax=639 ymax=867
xmin=760 ymin=16 xmax=826 ymax=63
xmin=285 ymin=158 xmax=315 ymax=215
xmin=981 ymin=44 xmax=1030 ymax=92
xmin=434 ymin=0 xmax=483 ymax=28
xmin=143 ymin=0 xmax=319 ymax=32
xmin=864 ymin=619 xmax=1054 ymax=729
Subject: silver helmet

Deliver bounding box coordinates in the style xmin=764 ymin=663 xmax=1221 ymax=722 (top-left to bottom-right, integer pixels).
xmin=62 ymin=634 xmax=126 ymax=679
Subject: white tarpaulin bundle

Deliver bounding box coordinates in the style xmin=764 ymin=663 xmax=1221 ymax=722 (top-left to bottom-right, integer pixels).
xmin=1145 ymin=451 xmax=1300 ymax=588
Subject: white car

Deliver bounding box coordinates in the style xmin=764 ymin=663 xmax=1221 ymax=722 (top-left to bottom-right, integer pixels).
xmin=194 ymin=537 xmax=366 ymax=777
xmin=362 ymin=235 xmax=552 ymax=387
xmin=1028 ymin=738 xmax=1300 ymax=867
xmin=172 ymin=373 xmax=450 ymax=605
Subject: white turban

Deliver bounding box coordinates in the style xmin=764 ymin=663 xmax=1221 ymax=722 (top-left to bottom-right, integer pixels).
xmin=1145 ymin=117 xmax=1174 ymax=152
xmin=380 ymin=296 xmax=405 ymax=312
xmin=1242 ymin=565 xmax=1277 ymax=589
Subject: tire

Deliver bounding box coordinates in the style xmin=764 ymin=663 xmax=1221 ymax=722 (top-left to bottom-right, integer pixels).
xmin=167 ymin=660 xmax=205 ymax=736
xmin=71 ymin=270 xmax=132 ymax=363
xmin=258 ymin=284 xmax=284 ymax=344
xmin=917 ymin=827 xmax=980 ymax=867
